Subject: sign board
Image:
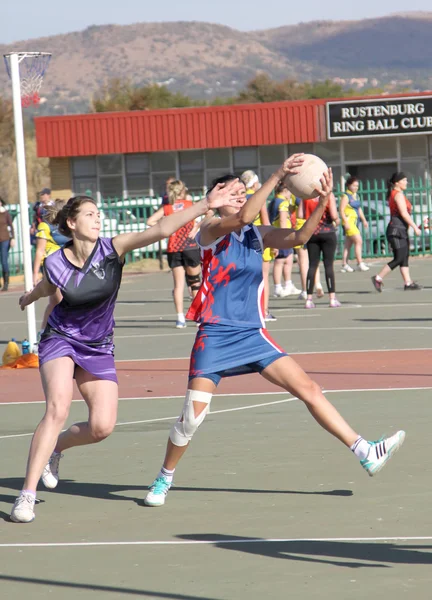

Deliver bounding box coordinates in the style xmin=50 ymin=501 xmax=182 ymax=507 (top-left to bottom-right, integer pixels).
xmin=327 ymin=96 xmax=432 ymax=139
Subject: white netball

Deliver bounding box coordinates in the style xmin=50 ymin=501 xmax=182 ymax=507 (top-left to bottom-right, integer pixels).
xmin=284 ymin=154 xmax=328 ymax=200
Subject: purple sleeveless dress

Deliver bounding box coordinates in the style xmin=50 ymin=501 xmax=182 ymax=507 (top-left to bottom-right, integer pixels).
xmin=38 ymin=237 xmax=123 ymax=383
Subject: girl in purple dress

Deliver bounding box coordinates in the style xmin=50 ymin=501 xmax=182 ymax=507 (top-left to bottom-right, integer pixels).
xmin=11 ymin=185 xmax=244 ymax=523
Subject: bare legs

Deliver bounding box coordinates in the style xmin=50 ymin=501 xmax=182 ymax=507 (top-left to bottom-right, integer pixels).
xmin=20 ymin=360 xmax=118 ymax=493
xmin=160 ymin=357 xmax=359 ymax=475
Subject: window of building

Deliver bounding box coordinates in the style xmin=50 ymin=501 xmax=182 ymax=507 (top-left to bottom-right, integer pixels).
xmin=313 ymin=142 xmax=340 ymax=164
xmin=179 ymin=150 xmax=205 ymax=193
xmin=233 ymin=147 xmax=258 ymax=172
xmin=125 ymin=154 xmax=151 ymax=196
xmin=343 ymin=139 xmax=370 ymax=162
xmin=97 ymin=155 xmax=123 ymax=199
xmin=205 ymin=149 xmax=231 ymax=189
xmin=400 ymin=136 xmax=427 ymax=158
xmin=71 ymin=157 xmax=97 ymax=196
xmin=288 ymin=143 xmax=313 ymax=155
xmin=259 ymin=145 xmax=285 ymax=165
xmin=151 ymin=152 xmax=177 ymax=197
xmin=370 ymin=138 xmax=397 ymax=160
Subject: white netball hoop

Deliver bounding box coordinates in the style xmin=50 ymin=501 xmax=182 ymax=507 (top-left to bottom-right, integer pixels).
xmin=4 ymin=51 xmax=51 ymax=107
xmin=3 ymin=51 xmax=52 ymax=348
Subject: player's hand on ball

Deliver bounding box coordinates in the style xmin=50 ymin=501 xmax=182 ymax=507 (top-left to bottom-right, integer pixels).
xmin=316 ymin=169 xmax=333 ymax=204
xmin=275 ymin=154 xmax=305 ymax=179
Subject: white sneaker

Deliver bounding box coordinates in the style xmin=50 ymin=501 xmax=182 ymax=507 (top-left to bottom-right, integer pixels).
xmin=144 ymin=476 xmax=172 ymax=507
xmin=175 ymin=320 xmax=187 ymax=329
xmin=10 ymin=491 xmax=36 ymax=523
xmin=298 ymin=291 xmax=307 ymax=300
xmin=274 ymin=288 xmax=290 ymax=297
xmin=285 ymin=282 xmax=301 ymax=295
xmin=341 ymin=264 xmax=354 ymax=273
xmin=357 ymin=262 xmax=370 ymax=272
xmin=360 ymin=431 xmax=406 ymax=477
xmin=42 ymin=452 xmax=63 ymax=489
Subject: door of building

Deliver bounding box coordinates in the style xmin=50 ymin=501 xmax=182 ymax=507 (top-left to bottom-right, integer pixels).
xmin=346 ymin=163 xmax=397 ymax=187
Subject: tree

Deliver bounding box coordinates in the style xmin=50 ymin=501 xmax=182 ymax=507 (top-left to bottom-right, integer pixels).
xmin=91 ymin=79 xmax=205 ymax=112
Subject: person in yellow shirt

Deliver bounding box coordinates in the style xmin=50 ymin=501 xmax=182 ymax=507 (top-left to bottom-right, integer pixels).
xmin=33 ymin=199 xmax=68 ymax=335
xmin=242 ymin=169 xmax=277 ymax=322
xmin=268 ymin=183 xmax=301 ymax=297
xmin=339 ymin=177 xmax=369 ymax=272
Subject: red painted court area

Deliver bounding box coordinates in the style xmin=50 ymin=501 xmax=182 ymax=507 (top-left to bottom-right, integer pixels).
xmin=0 ymin=349 xmax=431 ymax=403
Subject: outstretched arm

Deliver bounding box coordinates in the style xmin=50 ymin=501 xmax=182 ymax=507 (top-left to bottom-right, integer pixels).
xmin=111 ymin=180 xmax=246 ymax=259
xmin=19 ymin=278 xmax=57 ymax=311
xmin=199 ymin=154 xmax=304 ymax=246
xmin=260 ymin=170 xmax=334 ymax=249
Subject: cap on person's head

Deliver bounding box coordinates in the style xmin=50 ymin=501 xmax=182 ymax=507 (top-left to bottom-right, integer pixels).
xmin=39 ymin=188 xmax=51 ymax=196
xmin=241 ymin=170 xmax=259 ymax=188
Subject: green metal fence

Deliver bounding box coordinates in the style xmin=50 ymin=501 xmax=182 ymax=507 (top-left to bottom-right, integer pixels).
xmin=5 ymin=179 xmax=432 ymax=275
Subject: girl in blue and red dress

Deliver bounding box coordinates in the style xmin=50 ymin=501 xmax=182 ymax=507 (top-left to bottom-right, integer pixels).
xmin=371 ymin=172 xmax=421 ymax=292
xmin=144 ymin=157 xmax=405 ymax=508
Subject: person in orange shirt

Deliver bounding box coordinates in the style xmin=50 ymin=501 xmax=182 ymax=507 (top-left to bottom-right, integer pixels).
xmin=371 ymin=172 xmax=421 ymax=292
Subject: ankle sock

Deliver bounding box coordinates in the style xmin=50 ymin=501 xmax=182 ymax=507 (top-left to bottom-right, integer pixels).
xmin=350 ymin=437 xmax=370 ymax=460
xmin=159 ymin=466 xmax=175 ymax=483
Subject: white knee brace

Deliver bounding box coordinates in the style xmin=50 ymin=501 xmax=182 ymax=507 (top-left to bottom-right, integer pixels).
xmin=169 ymin=389 xmax=212 ymax=447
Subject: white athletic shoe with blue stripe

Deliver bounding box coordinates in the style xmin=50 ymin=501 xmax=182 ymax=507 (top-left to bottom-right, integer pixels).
xmin=361 ymin=430 xmax=406 ymax=477
xmin=144 ymin=476 xmax=172 ymax=507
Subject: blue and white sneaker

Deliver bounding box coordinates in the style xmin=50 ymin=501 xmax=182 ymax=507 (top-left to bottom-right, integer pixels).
xmin=361 ymin=430 xmax=406 ymax=477
xmin=175 ymin=320 xmax=186 ymax=329
xmin=144 ymin=476 xmax=172 ymax=507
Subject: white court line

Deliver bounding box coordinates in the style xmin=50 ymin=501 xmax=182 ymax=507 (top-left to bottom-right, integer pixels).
xmin=1 ymin=387 xmax=431 ymax=438
xmin=0 ymin=535 xmax=431 ymax=549
xmin=114 ymin=347 xmax=432 ymax=363
xmin=1 ymin=302 xmax=431 ymax=327
xmin=114 ymin=326 xmax=432 ymax=339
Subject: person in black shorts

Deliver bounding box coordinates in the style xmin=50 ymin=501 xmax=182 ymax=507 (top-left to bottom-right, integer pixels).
xmin=147 ymin=180 xmax=201 ymax=327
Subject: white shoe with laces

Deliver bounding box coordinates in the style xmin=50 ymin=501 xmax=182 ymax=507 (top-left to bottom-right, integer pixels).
xmin=360 ymin=431 xmax=406 ymax=476
xmin=10 ymin=491 xmax=36 ymax=523
xmin=284 ymin=282 xmax=301 ymax=295
xmin=341 ymin=264 xmax=354 ymax=273
xmin=357 ymin=262 xmax=370 ymax=272
xmin=42 ymin=452 xmax=63 ymax=489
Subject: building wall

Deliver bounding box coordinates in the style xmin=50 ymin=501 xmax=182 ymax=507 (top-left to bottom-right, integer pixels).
xmin=49 ymin=158 xmax=72 ymax=199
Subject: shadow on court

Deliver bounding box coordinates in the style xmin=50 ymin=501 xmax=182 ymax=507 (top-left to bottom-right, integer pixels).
xmin=0 ymin=478 xmax=353 ymax=513
xmin=177 ymin=534 xmax=432 ymax=569
xmin=0 ymin=576 xmax=222 ymax=599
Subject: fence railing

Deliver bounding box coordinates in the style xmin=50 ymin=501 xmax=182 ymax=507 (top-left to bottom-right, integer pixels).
xmin=5 ymin=179 xmax=432 ymax=275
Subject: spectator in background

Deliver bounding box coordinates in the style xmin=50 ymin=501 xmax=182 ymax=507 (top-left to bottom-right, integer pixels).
xmin=241 ymin=169 xmax=276 ymax=322
xmin=268 ymin=182 xmax=301 ymax=297
xmin=0 ymin=198 xmax=15 ymax=292
xmin=33 ymin=199 xmax=69 ymax=336
xmin=161 ymin=177 xmax=176 ymax=206
xmin=147 ymin=180 xmax=201 ymax=328
xmin=371 ymin=172 xmax=421 ymax=292
xmin=31 ymin=188 xmax=52 ymax=244
xmin=302 ymin=193 xmax=341 ymax=309
xmin=339 ymin=177 xmax=369 ymax=273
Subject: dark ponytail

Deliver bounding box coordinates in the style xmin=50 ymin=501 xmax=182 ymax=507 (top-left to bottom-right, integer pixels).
xmin=386 ymin=172 xmax=407 ymax=201
xmin=44 ymin=195 xmax=97 ymax=237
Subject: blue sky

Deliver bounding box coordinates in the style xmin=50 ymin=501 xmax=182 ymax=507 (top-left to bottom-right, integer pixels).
xmin=2 ymin=1 xmax=431 ymax=44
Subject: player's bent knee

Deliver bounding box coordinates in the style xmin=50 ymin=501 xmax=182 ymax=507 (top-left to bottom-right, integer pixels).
xmin=90 ymin=422 xmax=115 ymax=442
xmin=169 ymin=389 xmax=212 ymax=447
